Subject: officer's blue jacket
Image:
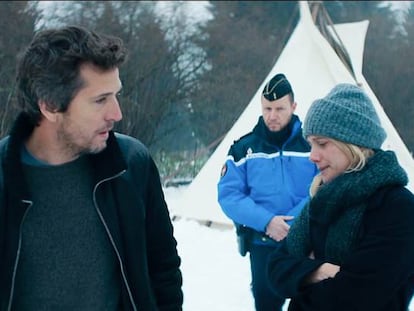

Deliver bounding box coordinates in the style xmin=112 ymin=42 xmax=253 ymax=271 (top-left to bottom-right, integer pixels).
xmin=218 ymin=115 xmax=318 ymax=234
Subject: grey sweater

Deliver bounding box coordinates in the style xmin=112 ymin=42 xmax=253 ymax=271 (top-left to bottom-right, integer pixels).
xmin=14 ymin=155 xmax=121 ymax=310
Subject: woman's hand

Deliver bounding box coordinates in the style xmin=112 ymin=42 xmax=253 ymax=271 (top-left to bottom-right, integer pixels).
xmin=306 ymin=262 xmax=340 ymax=284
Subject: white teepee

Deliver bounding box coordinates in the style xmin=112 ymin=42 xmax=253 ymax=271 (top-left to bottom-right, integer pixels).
xmin=171 ymin=1 xmax=414 ymax=227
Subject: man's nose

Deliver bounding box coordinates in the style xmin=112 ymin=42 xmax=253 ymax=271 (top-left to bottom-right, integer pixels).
xmin=109 ymin=98 xmax=123 ymax=122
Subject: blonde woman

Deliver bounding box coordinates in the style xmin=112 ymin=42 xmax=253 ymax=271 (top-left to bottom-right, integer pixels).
xmin=267 ymin=83 xmax=414 ymax=311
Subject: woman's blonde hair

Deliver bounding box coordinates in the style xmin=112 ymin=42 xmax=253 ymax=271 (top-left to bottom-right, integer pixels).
xmin=309 ymin=139 xmax=374 ymax=196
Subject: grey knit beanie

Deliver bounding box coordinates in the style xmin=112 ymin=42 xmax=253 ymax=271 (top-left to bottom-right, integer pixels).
xmin=303 ymin=83 xmax=386 ymax=149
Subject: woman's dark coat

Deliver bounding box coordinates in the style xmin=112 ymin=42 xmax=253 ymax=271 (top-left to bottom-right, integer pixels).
xmin=267 ymin=151 xmax=414 ymax=311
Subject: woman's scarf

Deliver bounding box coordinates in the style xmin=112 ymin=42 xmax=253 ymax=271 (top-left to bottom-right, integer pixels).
xmin=287 ymin=150 xmax=408 ymax=264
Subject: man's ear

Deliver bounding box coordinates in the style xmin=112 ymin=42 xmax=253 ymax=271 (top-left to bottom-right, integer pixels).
xmin=38 ymin=101 xmax=58 ymax=122
xmin=292 ymin=101 xmax=297 ymax=112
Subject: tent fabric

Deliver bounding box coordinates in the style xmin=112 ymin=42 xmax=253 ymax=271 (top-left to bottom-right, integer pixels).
xmin=172 ymin=2 xmax=414 ymax=226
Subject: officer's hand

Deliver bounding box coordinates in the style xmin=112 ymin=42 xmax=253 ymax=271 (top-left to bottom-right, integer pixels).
xmin=265 ymin=215 xmax=294 ymax=241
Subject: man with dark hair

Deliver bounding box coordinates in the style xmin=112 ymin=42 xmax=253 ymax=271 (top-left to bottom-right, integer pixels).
xmin=218 ymin=73 xmax=318 ymax=311
xmin=0 ymin=25 xmax=183 ymax=310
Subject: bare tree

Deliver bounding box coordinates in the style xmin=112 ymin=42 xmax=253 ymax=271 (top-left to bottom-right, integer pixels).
xmin=1 ymin=1 xmax=412 ymax=180
xmin=188 ymin=1 xmax=298 ymax=148
xmin=390 ymin=2 xmax=414 ymax=153
xmin=39 ymin=1 xmax=206 ymax=153
xmin=0 ymin=1 xmax=40 ymax=137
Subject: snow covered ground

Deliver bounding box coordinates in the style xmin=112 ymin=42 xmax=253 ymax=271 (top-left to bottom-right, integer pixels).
xmin=165 ymin=186 xmax=258 ymax=310
xmin=173 ymin=218 xmax=256 ymax=310
xmin=164 ymin=186 xmax=414 ymax=311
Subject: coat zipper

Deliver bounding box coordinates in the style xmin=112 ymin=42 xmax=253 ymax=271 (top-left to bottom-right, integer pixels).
xmin=92 ymin=169 xmax=138 ymax=311
xmin=7 ymin=200 xmax=33 ymax=311
xmin=7 ymin=171 xmax=137 ymax=311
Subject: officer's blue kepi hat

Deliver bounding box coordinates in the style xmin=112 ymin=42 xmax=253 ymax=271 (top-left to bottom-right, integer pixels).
xmin=262 ymin=73 xmax=293 ymax=101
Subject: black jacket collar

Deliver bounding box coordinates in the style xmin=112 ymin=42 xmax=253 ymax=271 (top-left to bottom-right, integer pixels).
xmin=253 ymin=114 xmax=300 ymax=148
xmin=3 ymin=112 xmax=127 ymax=200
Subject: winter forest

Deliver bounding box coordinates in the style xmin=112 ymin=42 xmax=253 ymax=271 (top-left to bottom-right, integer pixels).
xmin=0 ymin=1 xmax=413 ymax=183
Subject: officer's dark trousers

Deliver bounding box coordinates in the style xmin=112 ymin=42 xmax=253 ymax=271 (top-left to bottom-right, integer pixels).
xmin=250 ymin=243 xmax=285 ymax=311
